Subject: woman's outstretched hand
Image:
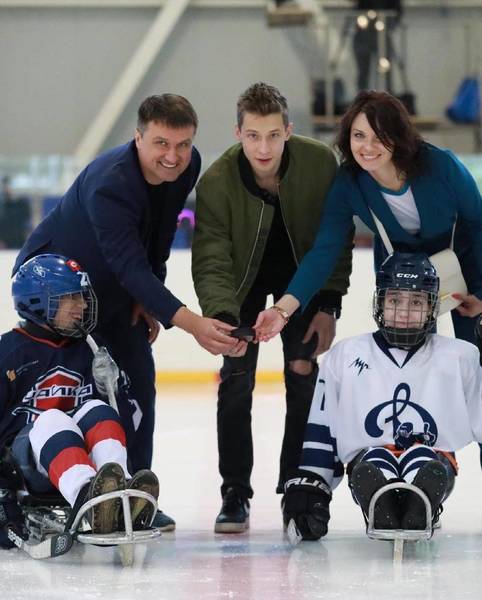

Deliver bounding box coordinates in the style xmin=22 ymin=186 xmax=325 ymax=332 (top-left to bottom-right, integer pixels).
xmin=254 ymin=307 xmax=287 ymax=342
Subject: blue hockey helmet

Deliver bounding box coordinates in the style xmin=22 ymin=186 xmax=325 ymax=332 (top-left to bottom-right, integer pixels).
xmin=373 ymin=252 xmax=439 ymax=348
xmin=12 ymin=254 xmax=98 ymax=337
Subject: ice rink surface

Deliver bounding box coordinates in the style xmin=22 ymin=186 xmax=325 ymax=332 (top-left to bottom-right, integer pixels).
xmin=1 ymin=383 xmax=481 ymax=600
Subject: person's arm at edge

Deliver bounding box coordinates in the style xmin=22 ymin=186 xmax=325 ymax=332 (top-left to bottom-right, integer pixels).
xmin=441 ymin=149 xmax=482 ymax=316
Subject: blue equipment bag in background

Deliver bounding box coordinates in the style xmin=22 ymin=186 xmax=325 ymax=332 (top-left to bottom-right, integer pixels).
xmin=446 ymin=77 xmax=481 ymax=123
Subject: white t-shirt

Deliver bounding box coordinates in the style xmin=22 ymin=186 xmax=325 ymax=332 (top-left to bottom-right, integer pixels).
xmin=380 ymin=183 xmax=420 ymax=234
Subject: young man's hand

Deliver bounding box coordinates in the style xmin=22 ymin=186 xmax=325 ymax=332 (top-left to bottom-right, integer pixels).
xmin=224 ymin=339 xmax=248 ymax=358
xmin=303 ymin=311 xmax=336 ymax=357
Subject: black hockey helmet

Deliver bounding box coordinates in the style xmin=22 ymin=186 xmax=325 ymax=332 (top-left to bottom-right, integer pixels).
xmin=373 ymin=252 xmax=439 ymax=348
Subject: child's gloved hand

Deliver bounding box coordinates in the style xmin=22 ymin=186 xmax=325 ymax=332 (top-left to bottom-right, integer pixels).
xmin=92 ymin=346 xmax=119 ymax=398
xmin=0 ymin=488 xmax=28 ymax=549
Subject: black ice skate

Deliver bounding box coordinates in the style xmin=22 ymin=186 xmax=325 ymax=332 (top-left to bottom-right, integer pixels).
xmin=151 ymin=510 xmax=176 ymax=532
xmin=401 ymin=460 xmax=448 ymax=531
xmin=351 ymin=462 xmax=400 ymax=529
xmin=125 ymin=469 xmax=160 ymax=530
xmin=214 ymin=487 xmax=250 ymax=533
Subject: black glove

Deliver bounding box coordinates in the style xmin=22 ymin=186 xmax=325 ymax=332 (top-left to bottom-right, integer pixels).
xmin=0 ymin=488 xmax=28 ymax=549
xmin=282 ymin=472 xmax=332 ymax=541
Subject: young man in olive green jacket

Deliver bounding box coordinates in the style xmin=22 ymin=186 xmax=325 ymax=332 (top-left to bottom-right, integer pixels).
xmin=192 ymin=83 xmax=353 ymax=533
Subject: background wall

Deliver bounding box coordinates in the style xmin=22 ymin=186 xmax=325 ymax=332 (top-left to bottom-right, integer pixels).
xmin=0 ymin=2 xmax=481 ymax=162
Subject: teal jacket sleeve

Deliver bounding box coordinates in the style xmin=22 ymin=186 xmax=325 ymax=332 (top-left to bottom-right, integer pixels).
xmin=286 ymin=176 xmax=355 ymax=310
xmin=441 ymin=149 xmax=482 ymax=297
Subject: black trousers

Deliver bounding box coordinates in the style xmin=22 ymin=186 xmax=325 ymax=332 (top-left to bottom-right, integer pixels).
xmin=217 ymin=285 xmax=319 ymax=499
xmin=98 ymin=306 xmax=156 ymax=472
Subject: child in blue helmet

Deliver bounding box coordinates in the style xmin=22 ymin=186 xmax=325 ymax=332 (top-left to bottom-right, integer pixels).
xmin=0 ymin=254 xmax=159 ymax=550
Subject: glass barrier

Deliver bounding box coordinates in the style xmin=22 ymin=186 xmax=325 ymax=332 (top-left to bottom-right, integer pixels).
xmin=0 ymin=152 xmax=481 ymax=250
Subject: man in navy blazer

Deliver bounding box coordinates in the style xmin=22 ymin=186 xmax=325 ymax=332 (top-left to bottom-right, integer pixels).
xmin=13 ymin=94 xmax=237 ymax=529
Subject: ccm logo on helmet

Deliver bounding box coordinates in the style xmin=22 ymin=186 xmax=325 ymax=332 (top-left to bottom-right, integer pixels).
xmin=396 ymin=274 xmax=419 ymax=279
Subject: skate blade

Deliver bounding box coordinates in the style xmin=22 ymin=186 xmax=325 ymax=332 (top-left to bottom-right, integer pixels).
xmin=287 ymin=519 xmax=302 ymax=546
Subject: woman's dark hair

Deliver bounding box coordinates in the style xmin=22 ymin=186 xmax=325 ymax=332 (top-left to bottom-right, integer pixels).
xmin=335 ymin=90 xmax=424 ymax=179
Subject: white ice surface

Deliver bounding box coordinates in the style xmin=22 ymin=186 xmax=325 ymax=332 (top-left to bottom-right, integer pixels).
xmin=1 ymin=383 xmax=481 ymax=600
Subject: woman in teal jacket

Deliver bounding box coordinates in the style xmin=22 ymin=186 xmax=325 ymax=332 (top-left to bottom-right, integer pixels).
xmin=255 ymin=90 xmax=482 ymax=345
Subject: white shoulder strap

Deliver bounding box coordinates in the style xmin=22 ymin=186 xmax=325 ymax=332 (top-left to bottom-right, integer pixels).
xmin=368 ymin=208 xmax=393 ymax=253
xmin=368 ymin=208 xmax=456 ymax=252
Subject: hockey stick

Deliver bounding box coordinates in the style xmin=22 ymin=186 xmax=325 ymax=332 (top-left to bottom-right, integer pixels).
xmin=7 ymin=528 xmax=73 ymax=559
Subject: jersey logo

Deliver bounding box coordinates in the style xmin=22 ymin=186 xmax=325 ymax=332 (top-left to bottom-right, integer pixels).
xmin=13 ymin=359 xmax=39 ymax=377
xmin=13 ymin=366 xmax=93 ymax=423
xmin=349 ymin=357 xmax=370 ymax=375
xmin=393 ymin=421 xmax=437 ymax=450
xmin=364 ymin=382 xmax=438 ymax=445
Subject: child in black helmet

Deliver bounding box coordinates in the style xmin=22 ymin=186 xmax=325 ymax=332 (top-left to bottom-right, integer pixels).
xmin=282 ymin=253 xmax=482 ymax=540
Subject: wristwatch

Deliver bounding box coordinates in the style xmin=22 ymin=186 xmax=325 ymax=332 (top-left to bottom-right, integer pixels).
xmin=318 ymin=306 xmax=341 ymax=319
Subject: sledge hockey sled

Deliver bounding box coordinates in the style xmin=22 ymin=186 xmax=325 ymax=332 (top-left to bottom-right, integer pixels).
xmin=13 ymin=485 xmax=161 ymax=566
xmin=366 ymin=481 xmax=433 ymax=562
xmin=1 ymin=445 xmax=162 ymax=568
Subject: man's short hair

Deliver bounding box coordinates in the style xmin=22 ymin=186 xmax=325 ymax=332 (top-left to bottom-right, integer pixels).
xmin=237 ymin=82 xmax=289 ymax=128
xmin=137 ymin=94 xmax=198 ymax=133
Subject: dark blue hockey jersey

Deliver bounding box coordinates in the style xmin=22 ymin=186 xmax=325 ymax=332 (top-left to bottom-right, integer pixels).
xmin=0 ymin=324 xmax=136 ymax=465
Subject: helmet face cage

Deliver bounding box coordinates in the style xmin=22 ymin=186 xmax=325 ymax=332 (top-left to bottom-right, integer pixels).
xmin=373 ymin=287 xmax=439 ymax=348
xmin=12 ymin=254 xmax=98 ymax=338
xmin=373 ymin=252 xmax=440 ymax=348
xmin=47 ymin=288 xmax=98 ymax=337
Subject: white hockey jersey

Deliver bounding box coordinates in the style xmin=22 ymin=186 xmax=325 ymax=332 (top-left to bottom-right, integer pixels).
xmin=300 ymin=332 xmax=482 ymax=489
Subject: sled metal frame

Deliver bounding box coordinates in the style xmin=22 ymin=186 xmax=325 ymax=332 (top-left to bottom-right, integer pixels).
xmin=22 ymin=488 xmax=161 ymax=566
xmin=366 ymin=482 xmax=433 ymax=562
